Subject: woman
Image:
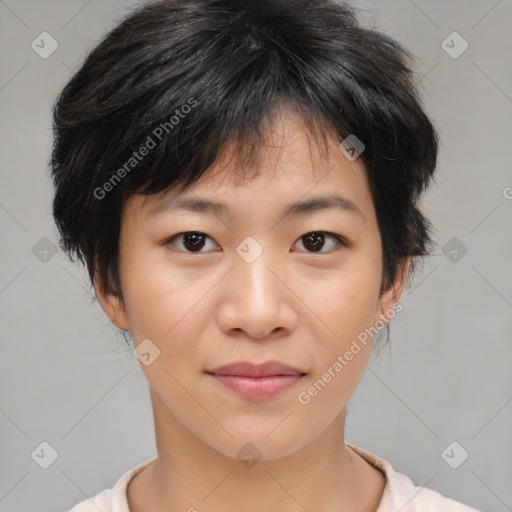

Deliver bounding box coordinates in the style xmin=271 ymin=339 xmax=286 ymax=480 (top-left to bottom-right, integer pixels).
xmin=51 ymin=0 xmax=479 ymax=510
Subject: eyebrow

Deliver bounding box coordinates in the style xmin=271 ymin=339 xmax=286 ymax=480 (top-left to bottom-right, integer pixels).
xmin=147 ymin=193 xmax=365 ymax=222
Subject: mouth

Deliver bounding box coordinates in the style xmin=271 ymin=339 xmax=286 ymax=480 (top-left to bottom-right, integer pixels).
xmin=206 ymin=361 xmax=306 ymax=400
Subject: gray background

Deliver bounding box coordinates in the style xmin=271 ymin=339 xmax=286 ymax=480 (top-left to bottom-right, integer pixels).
xmin=1 ymin=0 xmax=511 ymax=510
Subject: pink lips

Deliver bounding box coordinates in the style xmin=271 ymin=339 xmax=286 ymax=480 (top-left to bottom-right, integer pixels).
xmin=207 ymin=361 xmax=305 ymax=400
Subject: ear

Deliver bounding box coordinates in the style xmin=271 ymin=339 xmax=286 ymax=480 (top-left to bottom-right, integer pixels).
xmin=93 ymin=271 xmax=130 ymax=330
xmin=375 ymin=258 xmax=410 ymax=326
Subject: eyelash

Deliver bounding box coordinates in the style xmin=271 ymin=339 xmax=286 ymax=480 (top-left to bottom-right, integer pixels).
xmin=165 ymin=231 xmax=349 ymax=254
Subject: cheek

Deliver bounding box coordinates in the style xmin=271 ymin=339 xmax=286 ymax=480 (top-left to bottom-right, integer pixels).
xmin=294 ymin=271 xmax=378 ymax=419
xmin=299 ymin=255 xmax=381 ymax=343
xmin=120 ymin=247 xmax=200 ymax=337
xmin=119 ymin=251 xmax=222 ymax=381
xmin=295 ymin=251 xmax=381 ymax=393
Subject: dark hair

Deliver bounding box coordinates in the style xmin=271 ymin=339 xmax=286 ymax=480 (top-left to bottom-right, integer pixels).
xmin=50 ymin=0 xmax=438 ymax=318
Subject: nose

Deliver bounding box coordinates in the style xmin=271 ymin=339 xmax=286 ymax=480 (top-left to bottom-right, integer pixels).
xmin=215 ymin=247 xmax=299 ymax=340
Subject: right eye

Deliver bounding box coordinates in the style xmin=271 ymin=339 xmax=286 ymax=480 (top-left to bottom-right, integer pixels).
xmin=166 ymin=231 xmax=220 ymax=253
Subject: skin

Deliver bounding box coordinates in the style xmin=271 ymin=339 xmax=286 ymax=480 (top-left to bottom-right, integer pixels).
xmin=95 ymin=107 xmax=409 ymax=512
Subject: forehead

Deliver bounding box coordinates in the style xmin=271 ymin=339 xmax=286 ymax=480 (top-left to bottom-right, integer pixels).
xmin=131 ymin=108 xmax=374 ymax=222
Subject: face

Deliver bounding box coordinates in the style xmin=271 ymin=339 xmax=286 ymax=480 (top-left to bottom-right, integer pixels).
xmin=95 ymin=108 xmax=407 ymax=461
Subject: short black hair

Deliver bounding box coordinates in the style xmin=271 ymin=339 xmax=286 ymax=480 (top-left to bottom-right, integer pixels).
xmin=50 ymin=0 xmax=439 ymax=312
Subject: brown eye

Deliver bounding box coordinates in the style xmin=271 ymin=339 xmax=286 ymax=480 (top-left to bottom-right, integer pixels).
xmin=168 ymin=232 xmax=219 ymax=253
xmin=166 ymin=231 xmax=346 ymax=254
xmin=292 ymin=232 xmax=346 ymax=253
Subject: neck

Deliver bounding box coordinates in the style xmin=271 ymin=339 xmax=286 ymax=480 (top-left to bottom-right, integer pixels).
xmin=127 ymin=390 xmax=385 ymax=512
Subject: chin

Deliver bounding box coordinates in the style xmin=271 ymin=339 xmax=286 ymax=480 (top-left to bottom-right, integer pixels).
xmin=206 ymin=421 xmax=318 ymax=463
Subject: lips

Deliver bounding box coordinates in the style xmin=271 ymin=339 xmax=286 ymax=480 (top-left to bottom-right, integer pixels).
xmin=207 ymin=361 xmax=305 ymax=377
xmin=206 ymin=361 xmax=306 ymax=400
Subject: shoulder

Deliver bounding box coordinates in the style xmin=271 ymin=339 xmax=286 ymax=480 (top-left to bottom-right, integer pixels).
xmin=346 ymin=443 xmax=481 ymax=512
xmin=68 ymin=489 xmax=112 ymax=512
xmin=65 ymin=457 xmax=158 ymax=512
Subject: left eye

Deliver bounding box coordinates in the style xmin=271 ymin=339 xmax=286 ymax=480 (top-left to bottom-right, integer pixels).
xmin=292 ymin=231 xmax=346 ymax=253
xmin=166 ymin=231 xmax=346 ymax=254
